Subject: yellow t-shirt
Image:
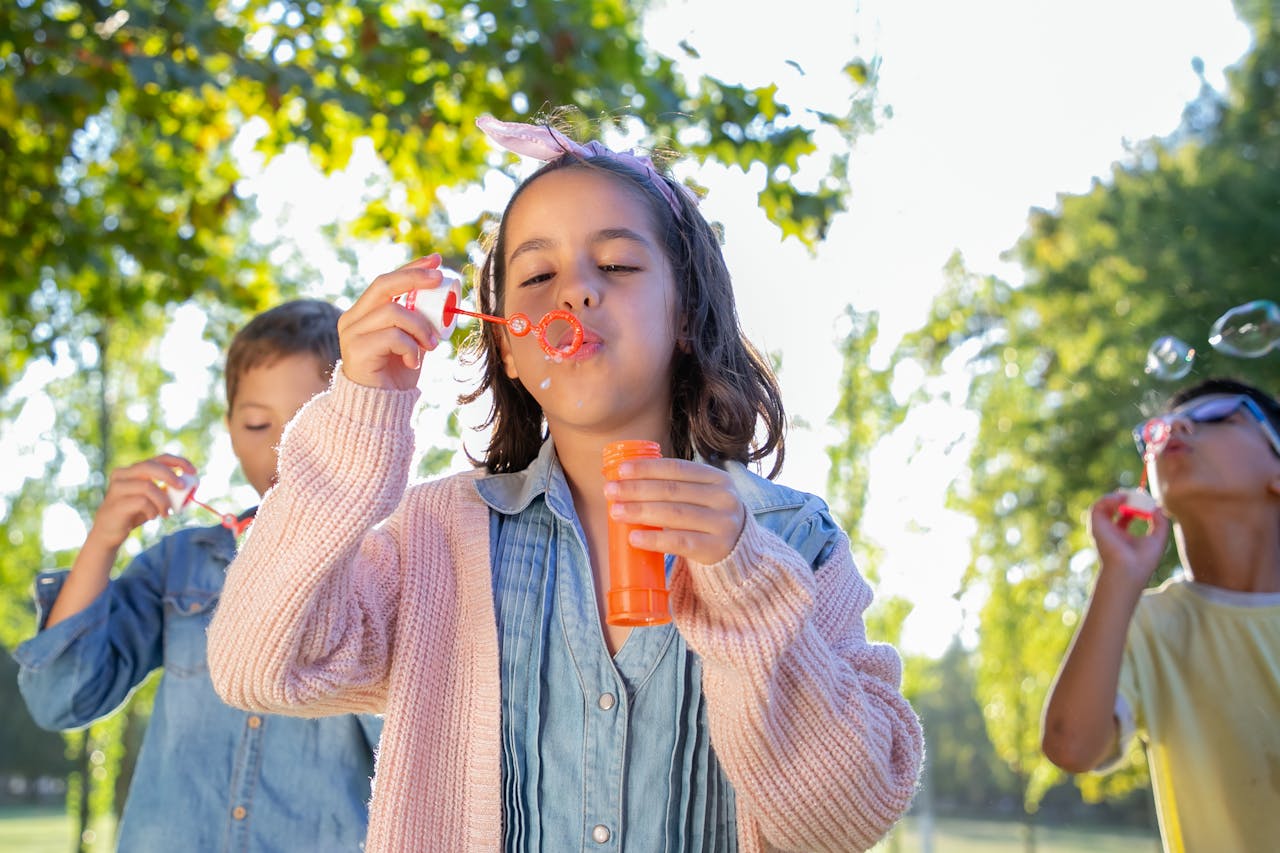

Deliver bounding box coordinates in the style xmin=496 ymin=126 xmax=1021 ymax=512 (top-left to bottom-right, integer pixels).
xmin=1113 ymin=578 xmax=1280 ymax=853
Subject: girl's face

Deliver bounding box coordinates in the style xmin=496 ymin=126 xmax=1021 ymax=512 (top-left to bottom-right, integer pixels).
xmin=498 ymin=166 xmax=680 ymax=441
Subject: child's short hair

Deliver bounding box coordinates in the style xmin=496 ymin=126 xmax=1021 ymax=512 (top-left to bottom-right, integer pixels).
xmin=225 ymin=299 xmax=341 ymax=409
xmin=1166 ymin=377 xmax=1280 ymax=435
xmin=459 ymin=150 xmax=786 ymax=478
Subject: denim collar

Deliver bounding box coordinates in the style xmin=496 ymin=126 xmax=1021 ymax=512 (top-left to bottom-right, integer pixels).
xmin=186 ymin=507 xmax=257 ymax=565
xmin=475 ymin=438 xmax=578 ymax=524
xmin=475 ymin=438 xmax=807 ymax=519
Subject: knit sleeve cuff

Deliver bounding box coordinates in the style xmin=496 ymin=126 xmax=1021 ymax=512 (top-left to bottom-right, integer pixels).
xmin=325 ymin=365 xmax=422 ymax=433
xmin=676 ymin=517 xmax=813 ymax=629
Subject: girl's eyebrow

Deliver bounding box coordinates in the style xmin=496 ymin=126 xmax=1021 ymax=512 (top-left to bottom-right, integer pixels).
xmin=593 ymin=227 xmax=653 ymax=249
xmin=508 ymin=228 xmax=654 ymax=265
xmin=508 ymin=237 xmax=556 ymax=265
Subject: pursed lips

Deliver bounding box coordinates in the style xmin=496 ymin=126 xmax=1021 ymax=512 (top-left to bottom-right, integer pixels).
xmin=559 ymin=326 xmax=602 ymax=357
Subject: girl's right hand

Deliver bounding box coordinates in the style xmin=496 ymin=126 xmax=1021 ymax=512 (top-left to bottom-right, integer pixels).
xmin=87 ymin=454 xmax=197 ymax=552
xmin=1088 ymin=491 xmax=1171 ymax=588
xmin=338 ymin=254 xmax=450 ymax=390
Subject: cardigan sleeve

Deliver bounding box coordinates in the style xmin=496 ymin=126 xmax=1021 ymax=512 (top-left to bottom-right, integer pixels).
xmin=207 ymin=369 xmax=422 ymax=718
xmin=669 ymin=517 xmax=923 ymax=852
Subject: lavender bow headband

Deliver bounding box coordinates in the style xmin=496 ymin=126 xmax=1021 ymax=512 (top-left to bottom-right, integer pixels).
xmin=475 ymin=114 xmax=695 ymax=217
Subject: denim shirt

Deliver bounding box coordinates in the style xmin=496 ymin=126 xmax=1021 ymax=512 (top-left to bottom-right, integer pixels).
xmin=15 ymin=518 xmax=381 ymax=853
xmin=477 ymin=440 xmax=841 ymax=852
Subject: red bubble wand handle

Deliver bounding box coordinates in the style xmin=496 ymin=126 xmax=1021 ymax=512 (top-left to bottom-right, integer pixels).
xmin=1115 ymin=473 xmax=1157 ymax=532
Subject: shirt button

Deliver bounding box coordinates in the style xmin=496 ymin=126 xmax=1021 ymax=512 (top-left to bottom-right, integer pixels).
xmin=232 ymin=806 xmax=247 ymax=820
xmin=591 ymin=824 xmax=611 ymax=843
xmin=247 ymin=715 xmax=262 ymax=729
xmin=187 ymin=602 xmax=201 ymax=613
xmin=597 ymin=692 xmax=616 ymax=711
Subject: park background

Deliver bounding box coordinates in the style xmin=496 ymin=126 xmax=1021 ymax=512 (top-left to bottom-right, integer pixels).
xmin=3 ymin=0 xmax=1279 ymax=850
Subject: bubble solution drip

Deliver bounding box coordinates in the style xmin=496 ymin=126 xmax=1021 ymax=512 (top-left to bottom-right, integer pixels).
xmin=602 ymin=440 xmax=670 ymax=626
xmin=166 ymin=473 xmax=252 ymax=536
xmin=1208 ymin=299 xmax=1280 ymax=358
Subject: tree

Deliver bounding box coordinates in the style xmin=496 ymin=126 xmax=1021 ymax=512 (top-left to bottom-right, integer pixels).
xmin=823 ymin=307 xmax=918 ymax=668
xmin=2 ymin=0 xmax=877 ymax=389
xmin=0 ymin=305 xmax=208 ymax=850
xmin=0 ymin=649 xmax=74 ymax=796
xmin=911 ymin=640 xmax=1019 ymax=816
xmin=2 ymin=1 xmax=881 ymax=847
xmin=886 ymin=0 xmax=1280 ymax=825
xmin=826 ymin=308 xmax=904 ymax=559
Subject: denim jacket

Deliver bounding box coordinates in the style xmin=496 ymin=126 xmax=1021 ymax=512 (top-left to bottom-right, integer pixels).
xmin=479 ymin=439 xmax=843 ymax=851
xmin=15 ymin=518 xmax=381 ymax=852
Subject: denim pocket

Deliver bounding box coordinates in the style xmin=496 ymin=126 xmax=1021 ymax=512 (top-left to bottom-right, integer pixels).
xmin=162 ymin=589 xmax=219 ymax=677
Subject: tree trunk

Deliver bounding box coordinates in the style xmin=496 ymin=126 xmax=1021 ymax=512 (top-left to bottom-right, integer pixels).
xmin=72 ymin=732 xmax=89 ymax=853
xmin=918 ymin=750 xmax=935 ymax=853
xmin=1020 ymin=810 xmax=1037 ymax=853
xmin=71 ymin=324 xmax=119 ymax=853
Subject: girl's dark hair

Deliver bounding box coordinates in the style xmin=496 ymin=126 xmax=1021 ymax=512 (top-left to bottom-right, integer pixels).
xmin=225 ymin=299 xmax=341 ymax=408
xmin=458 ymin=151 xmax=787 ymax=477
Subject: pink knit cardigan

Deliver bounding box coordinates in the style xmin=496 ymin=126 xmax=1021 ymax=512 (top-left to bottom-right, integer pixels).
xmin=207 ymin=372 xmax=923 ymax=852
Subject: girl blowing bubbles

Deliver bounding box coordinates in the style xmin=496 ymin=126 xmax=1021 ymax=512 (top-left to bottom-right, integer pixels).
xmin=208 ymin=114 xmax=923 ymax=852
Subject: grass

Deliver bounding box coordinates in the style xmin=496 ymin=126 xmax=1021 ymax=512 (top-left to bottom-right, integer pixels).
xmin=2 ymin=806 xmax=1157 ymax=852
xmin=0 ymin=806 xmax=72 ymax=853
xmin=873 ymin=814 xmax=1161 ymax=852
xmin=0 ymin=806 xmax=115 ymax=853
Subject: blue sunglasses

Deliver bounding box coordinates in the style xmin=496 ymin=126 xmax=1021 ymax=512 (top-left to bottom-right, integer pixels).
xmin=1133 ymin=394 xmax=1280 ymax=459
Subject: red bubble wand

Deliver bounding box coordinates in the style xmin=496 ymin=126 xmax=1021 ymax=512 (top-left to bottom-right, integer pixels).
xmin=1116 ymin=421 xmax=1167 ymax=531
xmin=396 ymin=275 xmax=585 ymax=359
xmin=166 ymin=474 xmax=254 ymax=536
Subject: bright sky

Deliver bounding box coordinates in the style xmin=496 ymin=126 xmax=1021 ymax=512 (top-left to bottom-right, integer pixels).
xmin=642 ymin=0 xmax=1251 ymax=655
xmin=9 ymin=0 xmax=1252 ymax=658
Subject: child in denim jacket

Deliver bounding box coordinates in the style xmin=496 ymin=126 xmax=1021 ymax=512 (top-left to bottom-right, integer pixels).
xmin=16 ymin=299 xmax=381 ymax=852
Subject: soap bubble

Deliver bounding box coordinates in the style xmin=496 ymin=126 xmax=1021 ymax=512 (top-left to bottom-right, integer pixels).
xmin=1144 ymin=336 xmax=1195 ymax=380
xmin=1208 ymin=299 xmax=1280 ymax=358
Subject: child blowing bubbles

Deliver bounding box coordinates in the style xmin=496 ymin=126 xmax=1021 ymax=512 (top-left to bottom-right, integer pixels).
xmin=1041 ymin=378 xmax=1280 ymax=853
xmin=15 ymin=299 xmax=381 ymax=852
xmin=208 ymin=115 xmax=923 ymax=851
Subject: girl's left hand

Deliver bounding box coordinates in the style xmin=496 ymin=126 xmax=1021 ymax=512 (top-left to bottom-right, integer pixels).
xmin=604 ymin=458 xmax=746 ymax=565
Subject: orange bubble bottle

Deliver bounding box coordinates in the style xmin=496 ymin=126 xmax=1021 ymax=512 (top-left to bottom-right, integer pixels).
xmin=602 ymin=440 xmax=670 ymax=626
